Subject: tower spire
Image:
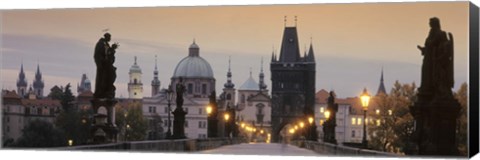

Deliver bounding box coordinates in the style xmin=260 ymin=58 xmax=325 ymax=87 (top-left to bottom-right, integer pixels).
xmin=376 ymin=67 xmax=386 ymax=96
xmin=134 ymin=56 xmax=137 ymax=65
xmin=224 ymin=56 xmax=235 ymax=89
xmin=151 ymin=55 xmax=161 ymax=96
xmin=259 ymin=57 xmax=267 ymax=90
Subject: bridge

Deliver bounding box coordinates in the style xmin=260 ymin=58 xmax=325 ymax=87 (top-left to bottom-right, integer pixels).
xmin=62 ymin=138 xmax=400 ymax=157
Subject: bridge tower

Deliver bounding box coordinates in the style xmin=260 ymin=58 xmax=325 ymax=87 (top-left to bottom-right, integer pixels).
xmin=270 ymin=17 xmax=316 ymax=142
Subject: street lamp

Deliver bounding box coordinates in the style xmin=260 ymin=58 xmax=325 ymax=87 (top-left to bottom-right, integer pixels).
xmin=166 ymin=85 xmax=174 ymax=139
xmin=324 ymin=110 xmax=331 ymax=120
xmin=308 ymin=117 xmax=314 ymax=125
xmin=206 ymin=105 xmax=212 ymax=115
xmin=360 ymin=88 xmax=371 ymax=149
xmin=224 ymin=113 xmax=230 ymax=121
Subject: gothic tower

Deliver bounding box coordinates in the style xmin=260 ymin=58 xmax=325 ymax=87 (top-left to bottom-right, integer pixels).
xmin=33 ymin=64 xmax=44 ymax=98
xmin=151 ymin=55 xmax=161 ymax=97
xmin=223 ymin=57 xmax=236 ymax=107
xmin=270 ymin=18 xmax=316 ymax=142
xmin=128 ymin=56 xmax=143 ymax=99
xmin=17 ymin=63 xmax=28 ymax=98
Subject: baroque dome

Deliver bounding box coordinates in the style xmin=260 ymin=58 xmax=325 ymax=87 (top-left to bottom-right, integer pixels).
xmin=172 ymin=41 xmax=214 ymax=78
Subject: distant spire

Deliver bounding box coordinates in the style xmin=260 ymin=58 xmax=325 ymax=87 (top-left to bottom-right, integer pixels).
xmin=134 ymin=56 xmax=138 ymax=65
xmin=259 ymin=57 xmax=267 ymax=90
xmin=376 ymin=67 xmax=387 ymax=96
xmin=224 ymin=56 xmax=235 ymax=89
xmin=155 ymin=55 xmax=158 ymax=70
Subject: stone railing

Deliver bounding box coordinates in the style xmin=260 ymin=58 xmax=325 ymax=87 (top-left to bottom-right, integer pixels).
xmin=291 ymin=140 xmax=401 ymax=157
xmin=59 ymin=137 xmax=246 ymax=152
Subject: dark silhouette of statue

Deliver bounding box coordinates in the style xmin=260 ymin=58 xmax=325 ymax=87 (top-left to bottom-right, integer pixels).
xmin=94 ymin=33 xmax=119 ymax=99
xmin=410 ymin=17 xmax=459 ymax=156
xmin=417 ymin=17 xmax=454 ymax=99
xmin=324 ymin=91 xmax=338 ymax=144
xmin=176 ymin=77 xmax=186 ymax=108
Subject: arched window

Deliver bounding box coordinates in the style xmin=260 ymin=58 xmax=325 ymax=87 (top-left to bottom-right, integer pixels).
xmin=134 ymin=78 xmax=138 ymax=84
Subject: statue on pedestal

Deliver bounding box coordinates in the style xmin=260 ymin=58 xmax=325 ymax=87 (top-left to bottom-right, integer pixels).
xmin=410 ymin=17 xmax=460 ymax=155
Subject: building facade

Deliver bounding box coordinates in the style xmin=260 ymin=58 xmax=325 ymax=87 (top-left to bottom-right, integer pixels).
xmin=128 ymin=56 xmax=144 ymax=99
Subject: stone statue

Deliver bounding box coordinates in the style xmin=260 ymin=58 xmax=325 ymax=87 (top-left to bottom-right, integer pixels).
xmin=176 ymin=77 xmax=186 ymax=108
xmin=417 ymin=17 xmax=454 ymax=98
xmin=94 ymin=33 xmax=119 ymax=99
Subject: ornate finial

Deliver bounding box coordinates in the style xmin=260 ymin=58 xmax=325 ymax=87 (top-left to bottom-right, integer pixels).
xmin=134 ymin=56 xmax=137 ymax=65
xmin=249 ymin=67 xmax=252 ymax=77
xmin=193 ymin=38 xmax=196 ymax=44
xmin=261 ymin=57 xmax=264 ymax=72
xmin=155 ymin=55 xmax=158 ymax=69
xmin=228 ymin=56 xmax=231 ymax=72
xmin=284 ymin=16 xmax=287 ymax=27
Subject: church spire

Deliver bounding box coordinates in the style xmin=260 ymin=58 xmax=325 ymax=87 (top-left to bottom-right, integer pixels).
xmin=259 ymin=57 xmax=267 ymax=90
xmin=376 ymin=67 xmax=387 ymax=96
xmin=33 ymin=62 xmax=44 ymax=98
xmin=224 ymin=56 xmax=235 ymax=89
xmin=17 ymin=63 xmax=28 ymax=97
xmin=151 ymin=55 xmax=161 ymax=96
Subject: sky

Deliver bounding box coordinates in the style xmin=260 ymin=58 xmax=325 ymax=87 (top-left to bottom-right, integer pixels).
xmin=0 ymin=1 xmax=471 ymax=98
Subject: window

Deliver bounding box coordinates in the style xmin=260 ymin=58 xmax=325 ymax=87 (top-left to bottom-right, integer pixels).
xmin=185 ymin=121 xmax=188 ymax=128
xmin=198 ymin=121 xmax=206 ymax=128
xmin=202 ymin=84 xmax=207 ymax=94
xmin=37 ymin=108 xmax=42 ymax=115
xmin=6 ymin=116 xmax=9 ymax=123
xmin=134 ymin=78 xmax=138 ymax=84
xmin=185 ymin=107 xmax=189 ymax=113
xmin=198 ymin=108 xmax=202 ymax=115
xmin=164 ymin=120 xmax=168 ymax=127
xmin=352 ymin=130 xmax=356 ymax=137
xmin=149 ymin=106 xmax=157 ymax=113
xmin=320 ymin=119 xmax=324 ymax=126
xmin=198 ymin=121 xmax=202 ymax=128
xmin=320 ymin=107 xmax=324 ymax=113
xmin=241 ymin=94 xmax=245 ymax=103
xmin=164 ymin=107 xmax=168 ymax=113
xmin=226 ymin=94 xmax=231 ymax=100
xmin=351 ymin=118 xmax=356 ymax=125
xmin=6 ymin=126 xmax=9 ymax=132
xmin=188 ymin=84 xmax=193 ymax=94
xmin=357 ymin=118 xmax=362 ymax=125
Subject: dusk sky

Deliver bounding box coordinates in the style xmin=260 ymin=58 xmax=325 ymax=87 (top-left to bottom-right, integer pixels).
xmin=1 ymin=2 xmax=470 ymax=98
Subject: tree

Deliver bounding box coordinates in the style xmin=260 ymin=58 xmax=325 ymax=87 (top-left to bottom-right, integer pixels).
xmin=368 ymin=81 xmax=417 ymax=154
xmin=149 ymin=113 xmax=164 ymax=140
xmin=454 ymin=82 xmax=467 ymax=156
xmin=55 ymin=83 xmax=90 ymax=145
xmin=115 ymin=101 xmax=147 ymax=141
xmin=14 ymin=119 xmax=66 ymax=147
xmin=48 ymin=85 xmax=63 ymax=100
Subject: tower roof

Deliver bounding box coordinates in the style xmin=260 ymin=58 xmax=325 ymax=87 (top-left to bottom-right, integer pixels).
xmin=224 ymin=56 xmax=235 ymax=89
xmin=17 ymin=63 xmax=27 ymax=87
xmin=129 ymin=56 xmax=142 ymax=74
xmin=279 ymin=27 xmax=301 ymax=62
xmin=307 ymin=41 xmax=315 ymax=62
xmin=239 ymin=71 xmax=259 ymax=91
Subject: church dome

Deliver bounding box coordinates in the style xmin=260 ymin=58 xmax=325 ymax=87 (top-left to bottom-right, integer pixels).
xmin=172 ymin=41 xmax=214 ymax=78
xmin=239 ymin=75 xmax=259 ymax=91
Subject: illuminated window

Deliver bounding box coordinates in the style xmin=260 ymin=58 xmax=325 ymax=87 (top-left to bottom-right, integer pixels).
xmin=320 ymin=107 xmax=325 ymax=113
xmin=376 ymin=109 xmax=380 ymax=115
xmin=351 ymin=118 xmax=356 ymax=125
xmin=357 ymin=118 xmax=362 ymax=125
xmin=320 ymin=120 xmax=324 ymax=126
xmin=388 ymin=110 xmax=393 ymax=116
xmin=376 ymin=119 xmax=381 ymax=126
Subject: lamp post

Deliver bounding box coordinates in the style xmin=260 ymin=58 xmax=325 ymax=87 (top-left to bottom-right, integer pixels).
xmin=165 ymin=85 xmax=174 ymax=139
xmin=360 ymin=88 xmax=371 ymax=149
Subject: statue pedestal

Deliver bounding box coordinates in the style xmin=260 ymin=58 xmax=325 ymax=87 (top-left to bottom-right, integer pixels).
xmin=90 ymin=99 xmax=118 ymax=144
xmin=172 ymin=108 xmax=187 ymax=139
xmin=410 ymin=96 xmax=460 ymax=155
